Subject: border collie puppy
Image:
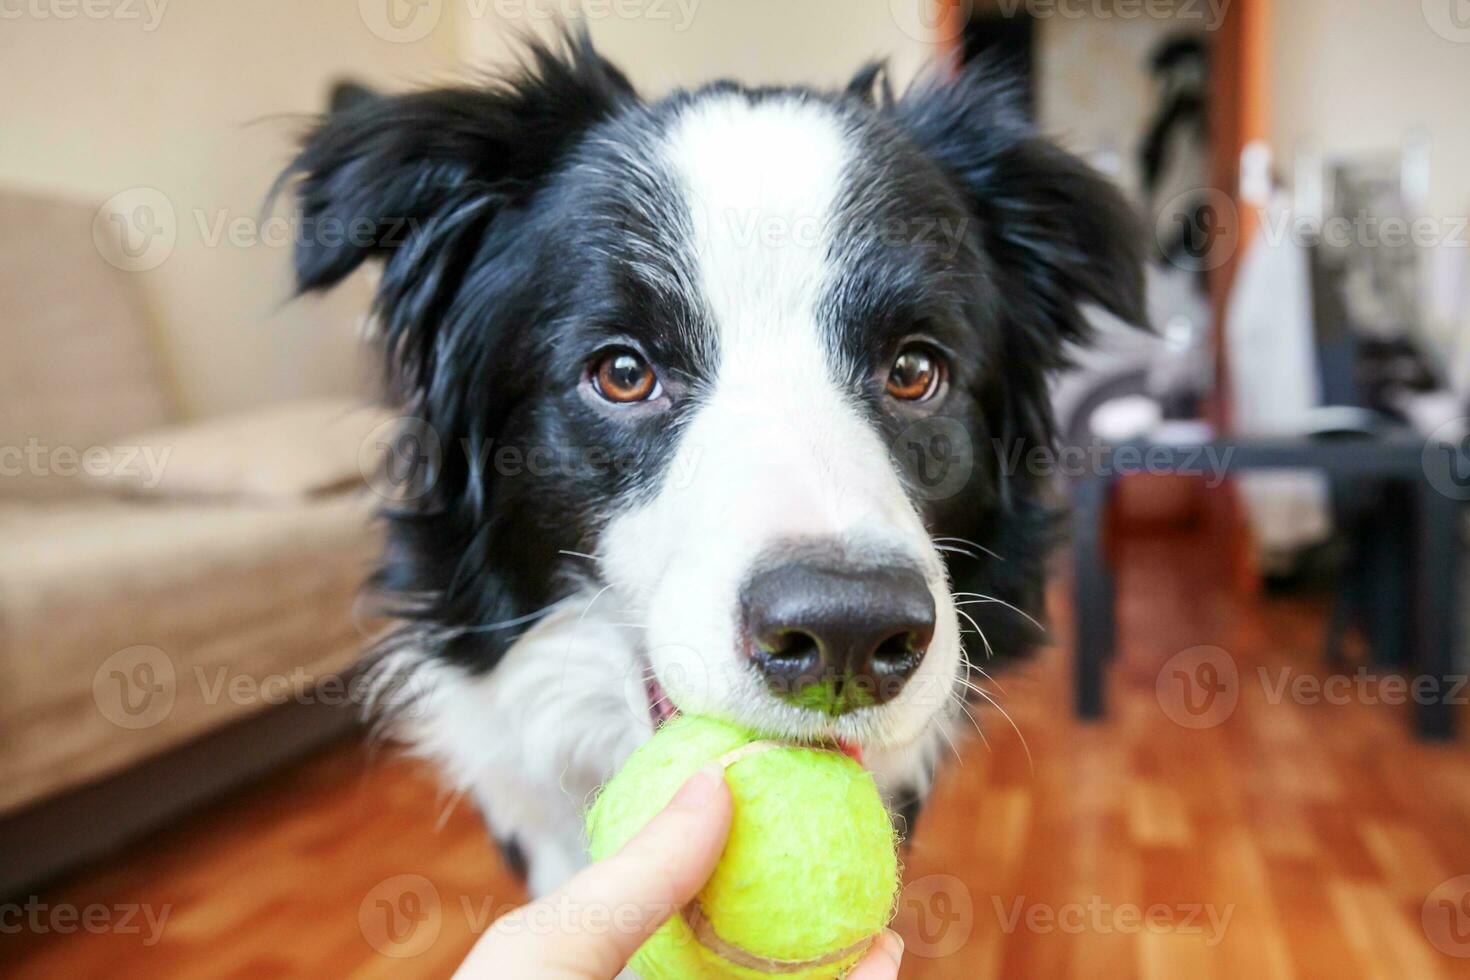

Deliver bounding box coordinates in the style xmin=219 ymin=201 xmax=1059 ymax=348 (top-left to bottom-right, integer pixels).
xmin=281 ymin=31 xmax=1143 ymax=896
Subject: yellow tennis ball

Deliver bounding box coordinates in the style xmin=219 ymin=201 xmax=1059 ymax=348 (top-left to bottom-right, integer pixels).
xmin=585 ymin=714 xmax=899 ymax=979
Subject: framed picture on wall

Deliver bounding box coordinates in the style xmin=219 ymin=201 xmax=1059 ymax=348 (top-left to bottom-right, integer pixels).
xmin=1314 ymin=154 xmax=1421 ymax=342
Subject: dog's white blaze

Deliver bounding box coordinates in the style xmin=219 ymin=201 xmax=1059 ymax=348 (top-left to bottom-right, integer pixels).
xmin=669 ymin=94 xmax=848 ymax=367
xmin=662 ymin=94 xmax=907 ymax=538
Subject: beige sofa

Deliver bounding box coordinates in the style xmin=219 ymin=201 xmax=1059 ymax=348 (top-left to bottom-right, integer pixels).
xmin=0 ymin=189 xmax=384 ymax=891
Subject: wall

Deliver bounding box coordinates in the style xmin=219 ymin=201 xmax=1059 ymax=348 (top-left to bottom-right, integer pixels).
xmin=1271 ymin=1 xmax=1470 ymax=221
xmin=1270 ymin=1 xmax=1470 ymax=370
xmin=455 ymin=0 xmax=936 ymax=97
xmin=0 ymin=0 xmax=460 ymax=419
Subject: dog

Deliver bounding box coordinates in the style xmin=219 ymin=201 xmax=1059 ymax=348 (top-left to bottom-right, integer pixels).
xmin=279 ymin=30 xmax=1144 ymax=897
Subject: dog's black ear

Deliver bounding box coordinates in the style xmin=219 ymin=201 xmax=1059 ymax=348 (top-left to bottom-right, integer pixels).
xmin=892 ymin=62 xmax=1147 ymax=505
xmin=846 ymin=60 xmax=894 ymax=107
xmin=892 ymin=62 xmax=1148 ymax=349
xmin=326 ymin=78 xmax=381 ymax=115
xmin=275 ymin=30 xmax=634 ymax=371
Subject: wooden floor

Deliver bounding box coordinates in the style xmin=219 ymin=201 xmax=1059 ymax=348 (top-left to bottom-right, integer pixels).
xmin=6 ymin=532 xmax=1470 ymax=979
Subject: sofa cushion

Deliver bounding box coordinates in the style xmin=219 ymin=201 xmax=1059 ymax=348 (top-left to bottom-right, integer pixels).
xmin=0 ymin=190 xmax=175 ymax=499
xmin=0 ymin=494 xmax=382 ymax=815
xmin=85 ymin=397 xmax=393 ymax=503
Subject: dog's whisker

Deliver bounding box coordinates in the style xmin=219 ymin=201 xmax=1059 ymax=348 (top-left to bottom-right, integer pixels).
xmin=957 ymin=649 xmax=1006 ymax=695
xmin=954 ymin=607 xmax=995 ymax=660
xmin=556 ymin=584 xmax=621 ymax=673
xmin=933 ymin=536 xmax=1004 ymax=561
xmin=952 ymin=646 xmax=1011 ymax=713
xmin=557 ymin=551 xmax=655 ymax=602
xmin=950 ymin=663 xmax=1000 ymax=700
xmin=933 ymin=712 xmax=965 ymax=766
xmin=433 ymin=784 xmax=470 ymax=833
xmin=956 ymin=698 xmax=986 ymax=744
xmin=955 ymin=675 xmax=1005 ymax=707
xmin=966 ymin=683 xmax=1034 ymax=773
xmin=952 ymin=593 xmax=1047 ymax=634
xmin=967 ymin=661 xmax=1005 ymax=694
xmin=451 ymin=602 xmax=567 ymax=635
xmin=947 ymin=686 xmax=989 ymax=753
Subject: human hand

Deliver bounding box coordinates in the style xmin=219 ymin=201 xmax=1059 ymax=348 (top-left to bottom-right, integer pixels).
xmin=455 ymin=764 xmax=904 ymax=979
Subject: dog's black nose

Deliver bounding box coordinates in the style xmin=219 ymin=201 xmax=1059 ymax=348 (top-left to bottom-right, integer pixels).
xmin=741 ymin=559 xmax=935 ymax=715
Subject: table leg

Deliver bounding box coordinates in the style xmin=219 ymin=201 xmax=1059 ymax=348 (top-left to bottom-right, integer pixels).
xmin=1073 ymin=473 xmax=1116 ymax=720
xmin=1415 ymin=478 xmax=1462 ymax=741
xmin=1362 ymin=481 xmax=1413 ymax=669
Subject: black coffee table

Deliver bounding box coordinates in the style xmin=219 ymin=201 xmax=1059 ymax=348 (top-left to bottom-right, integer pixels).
xmin=1071 ymin=435 xmax=1467 ymax=739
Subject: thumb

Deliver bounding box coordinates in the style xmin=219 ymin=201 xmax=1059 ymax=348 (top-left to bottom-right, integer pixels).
xmin=457 ymin=763 xmax=733 ymax=979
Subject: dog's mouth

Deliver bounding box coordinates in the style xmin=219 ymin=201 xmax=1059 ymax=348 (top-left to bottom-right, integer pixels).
xmin=643 ymin=669 xmax=865 ymax=765
xmin=645 ymin=670 xmax=679 ymax=728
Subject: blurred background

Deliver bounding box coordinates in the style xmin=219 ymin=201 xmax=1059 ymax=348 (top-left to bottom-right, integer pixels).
xmin=2 ymin=1 xmax=1469 ymax=977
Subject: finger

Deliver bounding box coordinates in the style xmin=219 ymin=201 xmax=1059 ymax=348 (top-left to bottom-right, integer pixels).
xmin=845 ymin=929 xmax=904 ymax=980
xmin=463 ymin=763 xmax=732 ymax=980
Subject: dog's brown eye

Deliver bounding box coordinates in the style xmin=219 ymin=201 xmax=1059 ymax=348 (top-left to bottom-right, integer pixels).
xmin=886 ymin=345 xmax=945 ymax=402
xmin=593 ymin=349 xmax=658 ymax=403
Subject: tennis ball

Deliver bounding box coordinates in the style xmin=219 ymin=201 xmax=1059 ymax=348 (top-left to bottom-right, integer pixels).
xmin=585 ymin=714 xmax=899 ymax=979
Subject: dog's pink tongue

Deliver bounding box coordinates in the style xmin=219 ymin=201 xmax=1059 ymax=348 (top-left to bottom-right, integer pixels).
xmin=646 ymin=675 xmax=678 ymax=727
xmin=836 ymin=738 xmax=864 ymax=765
